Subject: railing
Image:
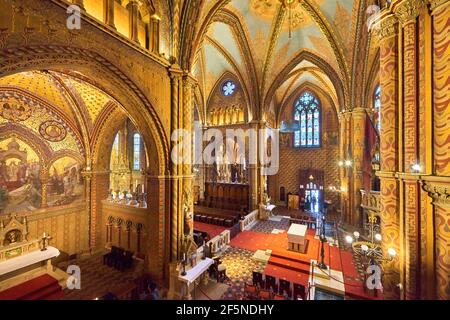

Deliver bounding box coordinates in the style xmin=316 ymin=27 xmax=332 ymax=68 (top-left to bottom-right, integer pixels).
xmin=197 ymin=230 xmax=231 ymax=258
xmin=240 ymin=210 xmax=259 ymax=231
xmin=360 ymin=190 xmax=381 ymax=213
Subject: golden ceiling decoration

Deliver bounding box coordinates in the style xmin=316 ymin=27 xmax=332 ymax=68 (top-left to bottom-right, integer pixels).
xmin=0 ymin=99 xmax=32 ymax=122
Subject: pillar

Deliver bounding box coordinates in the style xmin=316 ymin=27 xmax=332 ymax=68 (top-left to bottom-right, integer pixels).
xmin=149 ymin=14 xmax=160 ymax=53
xmin=128 ymin=0 xmax=140 ymax=44
xmin=429 ymin=0 xmax=450 ymax=300
xmin=350 ymin=108 xmax=367 ymax=228
xmin=103 ymin=0 xmax=115 ymax=29
xmin=373 ymin=13 xmax=401 ymax=299
xmin=40 ymin=165 xmax=49 ymax=209
xmin=394 ymin=0 xmax=426 ymax=300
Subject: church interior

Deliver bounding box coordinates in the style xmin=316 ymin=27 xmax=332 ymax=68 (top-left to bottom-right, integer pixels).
xmin=0 ymin=0 xmax=448 ymax=301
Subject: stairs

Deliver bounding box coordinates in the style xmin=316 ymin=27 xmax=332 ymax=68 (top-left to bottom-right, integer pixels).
xmin=0 ymin=274 xmax=64 ymax=300
xmin=267 ymin=252 xmax=311 ymax=275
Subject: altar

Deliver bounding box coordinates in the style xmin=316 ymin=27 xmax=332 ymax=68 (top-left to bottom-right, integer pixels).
xmin=287 ymin=224 xmax=307 ymax=253
xmin=0 ymin=214 xmax=64 ymax=292
xmin=178 ymin=258 xmax=214 ymax=300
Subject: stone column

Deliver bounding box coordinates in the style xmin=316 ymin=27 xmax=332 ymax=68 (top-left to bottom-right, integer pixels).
xmin=429 ymin=0 xmax=450 ymax=300
xmin=373 ymin=13 xmax=401 ymax=300
xmin=149 ymin=14 xmax=160 ymax=53
xmin=103 ymin=0 xmax=115 ymax=29
xmin=394 ymin=0 xmax=425 ymax=300
xmin=128 ymin=0 xmax=140 ymax=44
xmin=350 ymin=108 xmax=366 ymax=228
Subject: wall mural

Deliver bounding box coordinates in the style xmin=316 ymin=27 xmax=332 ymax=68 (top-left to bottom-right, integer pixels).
xmin=0 ymin=138 xmax=42 ymax=214
xmin=48 ymin=157 xmax=83 ymax=207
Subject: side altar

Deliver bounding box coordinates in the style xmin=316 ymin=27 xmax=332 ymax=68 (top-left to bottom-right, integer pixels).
xmin=0 ymin=214 xmax=66 ymax=292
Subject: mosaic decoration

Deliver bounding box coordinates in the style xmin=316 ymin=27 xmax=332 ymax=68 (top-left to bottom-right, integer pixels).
xmin=39 ymin=120 xmax=67 ymax=142
xmin=0 ymin=101 xmax=32 ymax=122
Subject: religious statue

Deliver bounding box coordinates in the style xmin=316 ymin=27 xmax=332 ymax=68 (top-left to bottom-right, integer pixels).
xmin=183 ymin=190 xmax=193 ymax=236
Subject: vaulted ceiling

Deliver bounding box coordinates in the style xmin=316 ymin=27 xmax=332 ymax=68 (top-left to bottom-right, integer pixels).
xmin=192 ymin=0 xmax=361 ymax=124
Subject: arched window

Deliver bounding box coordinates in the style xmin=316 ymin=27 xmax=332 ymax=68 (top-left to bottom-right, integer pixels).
xmin=133 ymin=133 xmax=141 ymax=170
xmin=294 ymin=91 xmax=321 ymax=147
xmin=373 ymin=85 xmax=381 ymax=132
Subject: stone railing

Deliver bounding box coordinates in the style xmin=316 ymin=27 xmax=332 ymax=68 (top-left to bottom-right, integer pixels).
xmin=360 ymin=190 xmax=381 ymax=213
xmin=197 ymin=230 xmax=231 ymax=258
xmin=240 ymin=210 xmax=259 ymax=231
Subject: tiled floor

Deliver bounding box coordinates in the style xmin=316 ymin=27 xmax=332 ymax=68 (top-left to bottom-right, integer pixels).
xmin=59 ymin=253 xmax=144 ymax=300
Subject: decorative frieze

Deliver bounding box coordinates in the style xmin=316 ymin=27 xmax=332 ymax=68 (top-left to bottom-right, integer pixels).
xmin=373 ymin=15 xmax=399 ymax=40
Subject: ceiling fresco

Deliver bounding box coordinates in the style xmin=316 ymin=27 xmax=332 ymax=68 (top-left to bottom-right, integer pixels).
xmin=194 ymin=0 xmax=357 ymax=121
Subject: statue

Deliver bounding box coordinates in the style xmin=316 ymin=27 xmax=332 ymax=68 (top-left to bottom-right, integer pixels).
xmin=183 ymin=190 xmax=193 ymax=236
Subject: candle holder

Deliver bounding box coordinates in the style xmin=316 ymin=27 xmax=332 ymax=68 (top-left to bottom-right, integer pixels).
xmin=114 ymin=190 xmax=120 ymax=203
xmin=107 ymin=189 xmax=114 ymax=202
xmin=139 ymin=193 xmax=147 ymax=208
xmin=180 ymin=257 xmax=187 ymax=276
xmin=41 ymin=233 xmax=51 ymax=251
xmin=129 ymin=192 xmax=138 ymax=206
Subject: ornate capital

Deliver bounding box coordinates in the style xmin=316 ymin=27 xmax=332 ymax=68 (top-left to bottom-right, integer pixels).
xmin=422 ymin=180 xmax=450 ymax=208
xmin=373 ymin=15 xmax=399 ymax=41
xmin=394 ymin=0 xmax=425 ymax=25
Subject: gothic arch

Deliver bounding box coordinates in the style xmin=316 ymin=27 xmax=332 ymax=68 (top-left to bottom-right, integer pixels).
xmin=278 ymin=82 xmax=338 ymax=126
xmin=0 ymin=123 xmax=52 ymax=163
xmin=264 ymin=50 xmax=348 ymax=115
xmin=206 ymin=71 xmax=250 ymax=123
xmin=0 ymin=46 xmax=169 ymax=176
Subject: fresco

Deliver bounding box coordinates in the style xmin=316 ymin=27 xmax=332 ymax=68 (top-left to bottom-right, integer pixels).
xmin=47 ymin=157 xmax=84 ymax=207
xmin=0 ymin=138 xmax=42 ymax=214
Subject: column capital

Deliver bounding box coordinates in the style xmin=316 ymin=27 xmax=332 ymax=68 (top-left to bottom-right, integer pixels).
xmin=373 ymin=14 xmax=399 ymax=41
xmin=394 ymin=0 xmax=426 ymax=25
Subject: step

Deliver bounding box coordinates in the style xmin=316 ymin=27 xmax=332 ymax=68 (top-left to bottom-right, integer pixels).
xmin=270 ymin=251 xmax=311 ymax=266
xmin=268 ymin=256 xmax=311 ymax=275
xmin=22 ymin=283 xmax=61 ymax=300
xmin=0 ymin=275 xmax=58 ymax=300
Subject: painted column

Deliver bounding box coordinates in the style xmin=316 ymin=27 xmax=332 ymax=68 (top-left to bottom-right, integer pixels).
xmin=430 ymin=0 xmax=450 ymax=300
xmin=373 ymin=13 xmax=401 ymax=299
xmin=103 ymin=0 xmax=115 ymax=29
xmin=395 ymin=0 xmax=427 ymax=300
xmin=350 ymin=108 xmax=366 ymax=228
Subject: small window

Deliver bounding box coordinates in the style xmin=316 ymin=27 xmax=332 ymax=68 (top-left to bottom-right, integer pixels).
xmin=133 ymin=133 xmax=141 ymax=170
xmin=222 ymin=80 xmax=236 ymax=96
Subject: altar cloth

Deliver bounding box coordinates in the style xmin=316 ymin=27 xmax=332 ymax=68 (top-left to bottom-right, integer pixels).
xmin=0 ymin=246 xmax=60 ymax=276
xmin=178 ymin=258 xmax=214 ymax=286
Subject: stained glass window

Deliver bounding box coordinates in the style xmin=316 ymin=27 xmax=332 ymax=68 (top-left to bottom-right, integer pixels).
xmin=133 ymin=133 xmax=141 ymax=170
xmin=294 ymin=91 xmax=321 ymax=147
xmin=373 ymin=85 xmax=381 ymax=132
xmin=222 ymin=80 xmax=236 ymax=96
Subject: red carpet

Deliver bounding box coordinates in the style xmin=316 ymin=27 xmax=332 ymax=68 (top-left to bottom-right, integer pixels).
xmin=230 ymin=229 xmax=381 ymax=300
xmin=194 ymin=222 xmax=228 ymax=239
xmin=0 ymin=274 xmax=64 ymax=300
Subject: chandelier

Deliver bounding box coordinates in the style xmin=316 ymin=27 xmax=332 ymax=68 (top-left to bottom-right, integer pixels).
xmin=345 ymin=214 xmax=397 ymax=263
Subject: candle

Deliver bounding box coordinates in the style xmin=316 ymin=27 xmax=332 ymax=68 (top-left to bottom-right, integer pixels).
xmin=135 ymin=180 xmax=138 ymax=189
xmin=43 ymin=232 xmax=46 ymax=238
xmin=142 ymin=184 xmax=144 ymax=193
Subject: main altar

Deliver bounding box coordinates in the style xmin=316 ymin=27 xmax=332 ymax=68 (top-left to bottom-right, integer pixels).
xmin=0 ymin=214 xmax=64 ymax=292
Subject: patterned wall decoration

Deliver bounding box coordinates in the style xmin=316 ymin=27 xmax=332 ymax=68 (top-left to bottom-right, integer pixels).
xmin=433 ymin=4 xmax=450 ymax=176
xmin=0 ymin=99 xmax=32 ymax=122
xmin=39 ymin=120 xmax=67 ymax=142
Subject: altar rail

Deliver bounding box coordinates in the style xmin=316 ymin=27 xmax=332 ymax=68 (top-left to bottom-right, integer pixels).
xmin=197 ymin=230 xmax=230 ymax=258
xmin=240 ymin=210 xmax=259 ymax=231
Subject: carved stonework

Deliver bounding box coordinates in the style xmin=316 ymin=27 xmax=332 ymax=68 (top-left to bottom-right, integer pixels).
xmin=394 ymin=0 xmax=425 ymax=25
xmin=373 ymin=15 xmax=399 ymax=40
xmin=422 ymin=181 xmax=450 ymax=208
